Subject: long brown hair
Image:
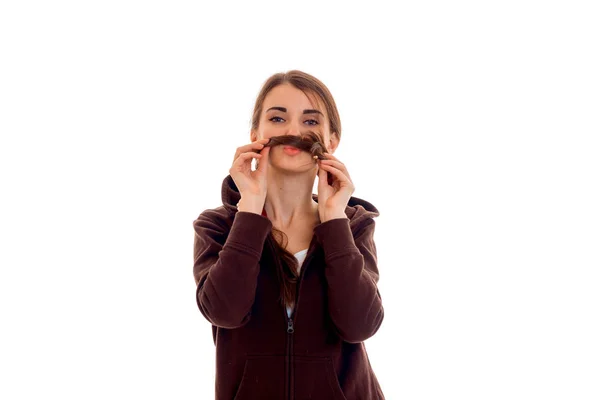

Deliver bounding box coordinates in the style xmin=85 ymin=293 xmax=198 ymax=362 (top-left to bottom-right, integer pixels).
xmin=251 ymin=70 xmax=342 ymax=311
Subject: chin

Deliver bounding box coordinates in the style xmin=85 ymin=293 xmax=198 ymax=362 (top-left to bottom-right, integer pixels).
xmin=269 ymin=154 xmax=316 ymax=173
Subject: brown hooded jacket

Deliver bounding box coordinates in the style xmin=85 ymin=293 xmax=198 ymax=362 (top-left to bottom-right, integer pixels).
xmin=193 ymin=174 xmax=385 ymax=399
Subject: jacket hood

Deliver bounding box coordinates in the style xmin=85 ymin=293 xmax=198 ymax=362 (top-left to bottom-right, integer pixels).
xmin=220 ymin=174 xmax=379 ymax=227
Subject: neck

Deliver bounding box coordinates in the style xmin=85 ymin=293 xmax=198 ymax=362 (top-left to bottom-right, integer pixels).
xmin=264 ymin=167 xmax=319 ymax=229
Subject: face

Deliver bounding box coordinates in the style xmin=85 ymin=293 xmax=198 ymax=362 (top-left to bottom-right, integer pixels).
xmin=251 ymin=84 xmax=338 ymax=172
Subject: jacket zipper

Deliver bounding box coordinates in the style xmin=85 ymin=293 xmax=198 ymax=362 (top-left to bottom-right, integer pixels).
xmin=287 ymin=316 xmax=293 ymax=400
xmin=284 ymin=236 xmax=316 ymax=400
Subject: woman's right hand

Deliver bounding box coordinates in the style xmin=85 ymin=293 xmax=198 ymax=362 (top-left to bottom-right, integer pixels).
xmin=229 ymin=138 xmax=270 ymax=212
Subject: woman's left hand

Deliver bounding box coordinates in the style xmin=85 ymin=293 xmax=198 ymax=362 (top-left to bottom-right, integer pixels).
xmin=317 ymin=153 xmax=355 ymax=222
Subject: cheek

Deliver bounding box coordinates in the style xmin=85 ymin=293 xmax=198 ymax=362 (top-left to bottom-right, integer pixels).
xmin=260 ymin=126 xmax=287 ymax=140
xmin=318 ymin=132 xmax=331 ymax=151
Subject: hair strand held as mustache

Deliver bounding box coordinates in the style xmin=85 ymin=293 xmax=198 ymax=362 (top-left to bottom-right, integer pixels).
xmin=263 ymin=132 xmax=328 ymax=160
xmin=258 ymin=132 xmax=333 ymax=185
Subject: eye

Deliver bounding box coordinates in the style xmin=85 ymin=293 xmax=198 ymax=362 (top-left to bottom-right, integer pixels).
xmin=269 ymin=116 xmax=285 ymax=123
xmin=304 ymin=119 xmax=319 ymax=126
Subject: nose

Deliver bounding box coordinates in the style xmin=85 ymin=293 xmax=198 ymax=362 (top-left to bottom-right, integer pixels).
xmin=286 ymin=121 xmax=302 ymax=136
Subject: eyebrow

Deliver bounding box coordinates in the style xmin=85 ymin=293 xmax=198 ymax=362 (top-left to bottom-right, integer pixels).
xmin=266 ymin=106 xmax=323 ymax=116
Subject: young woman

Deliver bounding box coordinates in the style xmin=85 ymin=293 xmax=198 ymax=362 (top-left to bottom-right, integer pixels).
xmin=193 ymin=70 xmax=385 ymax=400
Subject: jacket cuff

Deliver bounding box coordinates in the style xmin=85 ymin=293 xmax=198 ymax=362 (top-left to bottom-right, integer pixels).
xmin=313 ymin=218 xmax=355 ymax=256
xmin=226 ymin=211 xmax=273 ymax=255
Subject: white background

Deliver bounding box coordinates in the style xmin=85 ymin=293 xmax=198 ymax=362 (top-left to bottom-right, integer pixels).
xmin=1 ymin=1 xmax=599 ymax=399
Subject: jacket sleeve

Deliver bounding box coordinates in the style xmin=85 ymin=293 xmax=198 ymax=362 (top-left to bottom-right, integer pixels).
xmin=192 ymin=210 xmax=273 ymax=329
xmin=313 ymin=217 xmax=384 ymax=343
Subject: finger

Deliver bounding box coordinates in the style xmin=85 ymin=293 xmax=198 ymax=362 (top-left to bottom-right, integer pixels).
xmin=234 ymin=140 xmax=269 ymax=162
xmin=317 ymin=164 xmax=329 ymax=189
xmin=322 ymin=153 xmax=341 ymax=162
xmin=319 ymin=159 xmax=348 ymax=175
xmin=319 ymin=165 xmax=335 ymax=187
xmin=318 ymin=163 xmax=351 ymax=183
xmin=232 ymin=151 xmax=263 ymax=168
xmin=252 ymin=138 xmax=270 ymax=148
xmin=321 ymin=154 xmax=348 ymax=172
xmin=236 ymin=141 xmax=266 ymax=156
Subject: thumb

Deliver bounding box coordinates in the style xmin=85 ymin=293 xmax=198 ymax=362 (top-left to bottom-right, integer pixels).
xmin=317 ymin=163 xmax=328 ymax=190
xmin=257 ymin=146 xmax=270 ymax=173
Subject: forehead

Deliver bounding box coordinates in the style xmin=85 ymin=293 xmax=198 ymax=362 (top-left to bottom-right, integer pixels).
xmin=263 ymin=84 xmax=324 ymax=113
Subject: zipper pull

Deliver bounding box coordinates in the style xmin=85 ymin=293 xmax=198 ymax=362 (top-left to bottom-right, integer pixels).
xmin=287 ymin=317 xmax=294 ymax=334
